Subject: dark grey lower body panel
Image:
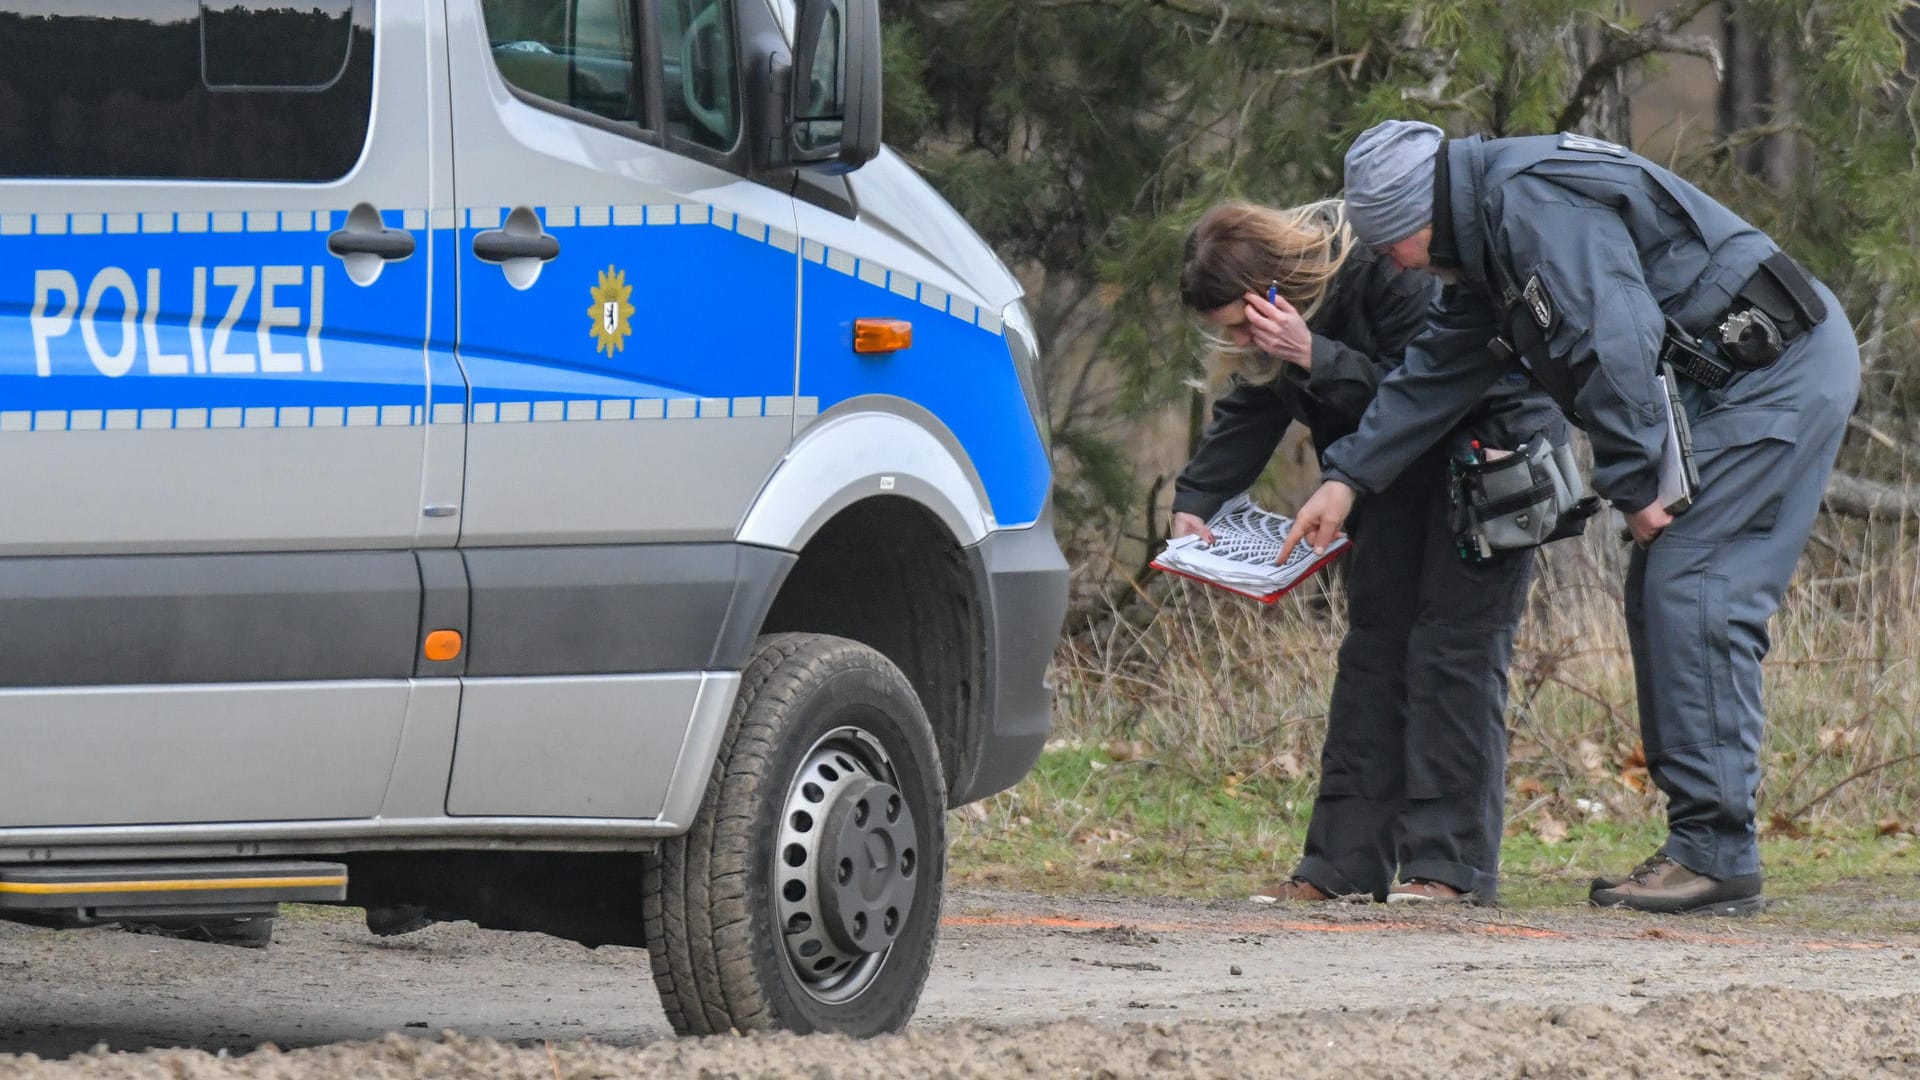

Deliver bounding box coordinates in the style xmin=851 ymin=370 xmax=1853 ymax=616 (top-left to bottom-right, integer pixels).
xmin=0 ymin=551 xmax=420 ymax=686
xmin=0 ymin=543 xmax=794 ymax=687
xmin=953 ymin=519 xmax=1069 ymax=805
xmin=463 ymin=543 xmax=794 ymax=676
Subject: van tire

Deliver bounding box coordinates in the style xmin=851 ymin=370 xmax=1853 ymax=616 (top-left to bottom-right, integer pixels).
xmin=642 ymin=633 xmax=946 ymax=1037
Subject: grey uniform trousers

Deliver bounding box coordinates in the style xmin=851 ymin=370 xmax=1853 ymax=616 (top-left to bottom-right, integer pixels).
xmin=1295 ymin=451 xmax=1534 ymax=901
xmin=1628 ymin=280 xmax=1859 ymax=881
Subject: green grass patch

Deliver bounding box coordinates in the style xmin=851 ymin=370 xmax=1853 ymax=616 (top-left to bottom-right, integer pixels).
xmin=951 ymin=746 xmax=1920 ymax=933
xmin=949 ymin=741 xmax=1311 ymax=898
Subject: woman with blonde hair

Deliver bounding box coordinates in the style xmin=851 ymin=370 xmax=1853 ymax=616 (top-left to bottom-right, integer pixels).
xmin=1172 ymin=198 xmax=1558 ymax=904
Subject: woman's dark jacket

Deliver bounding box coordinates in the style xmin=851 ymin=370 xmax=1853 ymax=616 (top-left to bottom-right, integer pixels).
xmin=1172 ymin=248 xmax=1559 ymax=521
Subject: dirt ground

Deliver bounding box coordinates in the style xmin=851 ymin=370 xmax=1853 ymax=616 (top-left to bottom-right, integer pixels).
xmin=2 ymin=888 xmax=1918 ymax=1077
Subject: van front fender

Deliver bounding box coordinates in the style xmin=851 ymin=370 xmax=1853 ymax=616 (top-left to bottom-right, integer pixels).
xmin=735 ymin=408 xmax=991 ymax=552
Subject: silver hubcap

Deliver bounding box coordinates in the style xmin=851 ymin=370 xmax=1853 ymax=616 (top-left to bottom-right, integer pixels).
xmin=773 ymin=725 xmax=921 ymax=1005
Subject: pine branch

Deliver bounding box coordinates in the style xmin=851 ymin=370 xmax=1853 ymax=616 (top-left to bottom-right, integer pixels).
xmin=1024 ymin=0 xmax=1334 ymax=40
xmin=1555 ymin=0 xmax=1724 ymax=132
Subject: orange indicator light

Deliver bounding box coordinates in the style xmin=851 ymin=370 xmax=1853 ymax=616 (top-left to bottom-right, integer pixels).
xmin=424 ymin=630 xmax=463 ymax=662
xmin=853 ymin=318 xmax=913 ymax=354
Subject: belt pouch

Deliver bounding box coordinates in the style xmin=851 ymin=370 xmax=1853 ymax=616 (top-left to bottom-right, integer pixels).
xmin=1742 ymin=251 xmax=1827 ymax=331
xmin=1720 ymin=252 xmax=1825 ymax=369
xmin=1450 ymin=442 xmax=1559 ymax=561
xmin=1450 ymin=437 xmax=1600 ymax=563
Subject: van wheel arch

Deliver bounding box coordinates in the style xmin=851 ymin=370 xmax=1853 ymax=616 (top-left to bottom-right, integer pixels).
xmin=756 ymin=496 xmax=987 ymax=805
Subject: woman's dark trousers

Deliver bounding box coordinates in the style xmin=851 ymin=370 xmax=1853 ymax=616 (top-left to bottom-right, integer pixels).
xmin=1292 ymin=451 xmax=1534 ymax=900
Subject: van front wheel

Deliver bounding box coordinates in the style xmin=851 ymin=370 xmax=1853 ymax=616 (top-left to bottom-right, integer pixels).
xmin=642 ymin=633 xmax=946 ymax=1037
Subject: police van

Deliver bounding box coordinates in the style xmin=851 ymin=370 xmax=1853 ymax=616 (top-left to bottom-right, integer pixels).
xmin=0 ymin=0 xmax=1065 ymax=1037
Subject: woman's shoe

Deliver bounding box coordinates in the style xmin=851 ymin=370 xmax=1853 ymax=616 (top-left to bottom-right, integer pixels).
xmin=1386 ymin=879 xmax=1469 ymax=904
xmin=1249 ymin=877 xmax=1331 ymax=904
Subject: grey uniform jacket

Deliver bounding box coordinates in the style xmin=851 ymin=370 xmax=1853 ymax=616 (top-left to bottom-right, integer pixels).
xmin=1174 ymin=245 xmax=1558 ymax=521
xmin=1320 ymin=133 xmax=1783 ymax=513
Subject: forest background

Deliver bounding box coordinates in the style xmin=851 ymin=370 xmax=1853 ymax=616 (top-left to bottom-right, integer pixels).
xmin=876 ymin=0 xmax=1920 ymax=898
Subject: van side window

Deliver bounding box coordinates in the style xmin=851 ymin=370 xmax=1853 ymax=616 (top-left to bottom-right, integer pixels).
xmin=659 ymin=0 xmax=740 ymax=153
xmin=0 ymin=0 xmax=374 ymax=182
xmin=480 ymin=0 xmax=645 ymax=128
xmin=202 ymin=0 xmax=357 ymax=90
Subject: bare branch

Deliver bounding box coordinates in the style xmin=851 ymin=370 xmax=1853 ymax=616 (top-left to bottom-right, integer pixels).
xmin=1778 ymin=750 xmax=1920 ymax=823
xmin=1556 ymin=0 xmax=1724 ymax=132
xmin=1823 ymin=471 xmax=1920 ymax=519
xmin=1846 ymin=416 xmax=1920 ymax=471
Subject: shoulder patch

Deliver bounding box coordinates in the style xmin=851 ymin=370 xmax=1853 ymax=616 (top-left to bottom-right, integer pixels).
xmin=1559 ymin=132 xmax=1627 ymax=157
xmin=1522 ymin=273 xmax=1556 ymax=331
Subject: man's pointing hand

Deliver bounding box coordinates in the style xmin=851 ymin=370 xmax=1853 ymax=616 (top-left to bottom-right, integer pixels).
xmin=1277 ymin=480 xmax=1357 ymax=565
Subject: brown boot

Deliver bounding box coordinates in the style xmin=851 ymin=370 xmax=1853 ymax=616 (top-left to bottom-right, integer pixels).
xmin=1589 ymin=852 xmax=1666 ymax=893
xmin=1589 ymin=855 xmax=1764 ymax=916
xmin=1386 ymin=879 xmax=1470 ymax=905
xmin=1250 ymin=877 xmax=1330 ymax=904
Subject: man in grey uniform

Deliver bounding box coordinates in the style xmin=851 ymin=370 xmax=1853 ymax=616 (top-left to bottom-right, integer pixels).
xmin=1280 ymin=120 xmax=1859 ymax=915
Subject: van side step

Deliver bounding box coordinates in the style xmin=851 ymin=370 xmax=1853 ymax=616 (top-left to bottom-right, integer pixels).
xmin=0 ymin=860 xmax=346 ymax=925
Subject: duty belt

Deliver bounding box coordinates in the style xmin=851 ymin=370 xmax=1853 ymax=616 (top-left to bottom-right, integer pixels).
xmin=1664 ymin=251 xmax=1827 ymax=389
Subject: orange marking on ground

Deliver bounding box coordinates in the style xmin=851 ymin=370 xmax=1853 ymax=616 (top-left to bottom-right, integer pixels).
xmin=941 ymin=915 xmax=1114 ymax=930
xmin=943 ymin=914 xmax=1468 ymax=936
xmin=1472 ymin=924 xmax=1565 ymax=939
xmin=940 ymin=912 xmax=1902 ymax=952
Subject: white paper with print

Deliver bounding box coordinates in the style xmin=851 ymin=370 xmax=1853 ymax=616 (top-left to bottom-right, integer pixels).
xmin=1153 ymin=494 xmax=1350 ymax=602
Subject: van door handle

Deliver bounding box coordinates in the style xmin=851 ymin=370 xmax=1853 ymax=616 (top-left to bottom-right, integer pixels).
xmin=472 ymin=232 xmax=560 ymax=262
xmin=327 ymin=226 xmax=416 ymax=261
xmin=327 ymin=203 xmax=415 ymax=286
xmin=471 ymin=207 xmax=560 ymax=290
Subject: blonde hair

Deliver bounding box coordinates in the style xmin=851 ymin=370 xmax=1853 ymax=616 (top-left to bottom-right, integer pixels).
xmin=1179 ymin=198 xmax=1356 ymax=386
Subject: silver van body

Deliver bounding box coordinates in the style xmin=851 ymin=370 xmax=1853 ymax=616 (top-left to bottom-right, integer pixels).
xmin=0 ymin=0 xmax=1064 ymax=1034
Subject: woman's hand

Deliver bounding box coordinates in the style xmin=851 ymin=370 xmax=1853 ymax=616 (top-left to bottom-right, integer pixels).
xmin=1171 ymin=512 xmax=1216 ymax=545
xmin=1242 ymin=290 xmax=1313 ymax=371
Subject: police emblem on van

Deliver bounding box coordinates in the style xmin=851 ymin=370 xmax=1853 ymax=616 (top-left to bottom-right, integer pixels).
xmin=588 ymin=266 xmax=635 ymax=357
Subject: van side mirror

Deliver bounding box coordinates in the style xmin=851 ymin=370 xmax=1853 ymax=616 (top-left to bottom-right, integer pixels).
xmin=789 ymin=0 xmax=880 ymax=172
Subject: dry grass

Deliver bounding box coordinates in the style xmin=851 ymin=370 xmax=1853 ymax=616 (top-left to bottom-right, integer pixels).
xmin=1048 ymin=513 xmax=1920 ymax=834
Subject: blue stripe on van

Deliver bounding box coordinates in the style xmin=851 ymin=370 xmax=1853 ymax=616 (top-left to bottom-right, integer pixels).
xmin=2 ymin=203 xmax=1047 ymax=526
xmin=454 ymin=210 xmax=798 ymax=409
xmin=1 ymin=223 xmax=426 ymax=415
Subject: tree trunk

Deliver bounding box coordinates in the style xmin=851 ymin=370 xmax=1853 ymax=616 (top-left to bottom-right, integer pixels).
xmin=1566 ymin=1 xmax=1633 ymax=143
xmin=1717 ymin=1 xmax=1791 ymax=182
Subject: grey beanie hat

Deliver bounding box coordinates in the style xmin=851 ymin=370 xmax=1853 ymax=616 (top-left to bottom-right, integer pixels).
xmin=1343 ymin=120 xmax=1445 ymax=248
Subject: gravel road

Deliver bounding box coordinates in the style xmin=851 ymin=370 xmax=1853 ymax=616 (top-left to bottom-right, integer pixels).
xmin=2 ymin=888 xmax=1917 ymax=1077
